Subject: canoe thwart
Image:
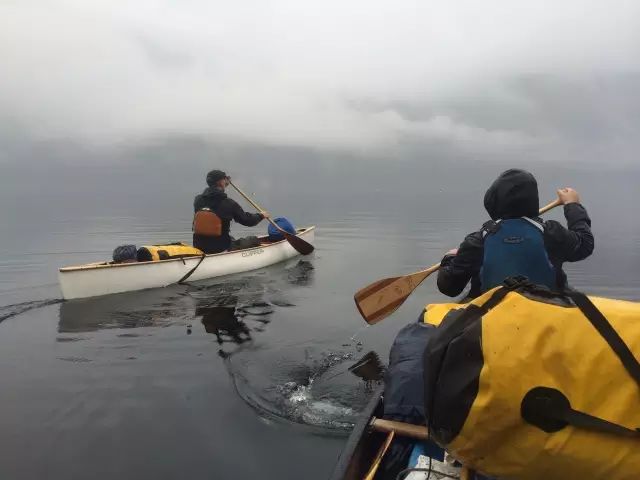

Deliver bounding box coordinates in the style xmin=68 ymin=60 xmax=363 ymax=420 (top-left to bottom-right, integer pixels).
xmin=370 ymin=418 xmax=428 ymax=440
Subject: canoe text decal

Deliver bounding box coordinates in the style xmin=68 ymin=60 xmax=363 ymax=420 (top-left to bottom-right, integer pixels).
xmin=241 ymin=248 xmax=264 ymax=258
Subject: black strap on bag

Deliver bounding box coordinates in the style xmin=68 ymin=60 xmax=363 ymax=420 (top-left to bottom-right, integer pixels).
xmin=522 ymin=287 xmax=640 ymax=437
xmin=565 ymin=289 xmax=640 ymax=389
xmin=522 ymin=386 xmax=640 ymax=438
xmin=177 ymin=253 xmax=207 ymax=285
xmin=424 ymin=276 xmax=530 ymax=443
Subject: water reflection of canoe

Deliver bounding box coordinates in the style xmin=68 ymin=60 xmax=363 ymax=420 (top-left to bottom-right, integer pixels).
xmin=330 ymin=386 xmax=485 ymax=480
xmin=58 ymin=227 xmax=315 ymax=300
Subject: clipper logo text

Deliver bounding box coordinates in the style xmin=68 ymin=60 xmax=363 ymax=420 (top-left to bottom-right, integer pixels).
xmin=241 ymin=249 xmax=264 ymax=258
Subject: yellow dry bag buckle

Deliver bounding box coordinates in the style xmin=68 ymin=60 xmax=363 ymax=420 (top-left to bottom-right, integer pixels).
xmin=521 ymin=386 xmax=640 ymax=438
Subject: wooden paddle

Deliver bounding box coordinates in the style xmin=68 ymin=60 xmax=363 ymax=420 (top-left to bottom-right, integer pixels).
xmin=228 ymin=180 xmax=314 ymax=255
xmin=355 ymin=198 xmax=563 ymax=324
xmin=363 ymin=430 xmax=395 ymax=480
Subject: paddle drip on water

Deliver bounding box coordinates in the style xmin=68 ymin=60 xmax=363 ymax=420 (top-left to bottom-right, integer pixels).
xmin=344 ymin=323 xmax=370 ymax=348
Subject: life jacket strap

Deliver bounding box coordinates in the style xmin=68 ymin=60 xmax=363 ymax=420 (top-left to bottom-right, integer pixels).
xmin=521 ymin=216 xmax=544 ymax=232
xmin=481 ymin=217 xmax=544 ymax=238
xmin=481 ymin=219 xmax=501 ymax=238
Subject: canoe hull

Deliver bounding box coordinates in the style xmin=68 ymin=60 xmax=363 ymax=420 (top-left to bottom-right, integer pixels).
xmin=59 ymin=227 xmax=315 ymax=300
xmin=329 ymin=385 xmax=387 ymax=480
xmin=330 ymin=386 xmax=477 ymax=480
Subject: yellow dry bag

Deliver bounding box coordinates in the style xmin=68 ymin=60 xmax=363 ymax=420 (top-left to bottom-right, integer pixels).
xmin=137 ymin=243 xmax=203 ymax=262
xmin=422 ymin=278 xmax=640 ymax=480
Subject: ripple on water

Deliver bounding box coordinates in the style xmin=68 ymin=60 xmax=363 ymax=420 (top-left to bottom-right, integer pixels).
xmin=0 ymin=298 xmax=62 ymax=323
xmin=225 ymin=344 xmax=379 ymax=432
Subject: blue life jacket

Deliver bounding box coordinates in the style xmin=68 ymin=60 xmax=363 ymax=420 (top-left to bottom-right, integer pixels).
xmin=267 ymin=217 xmax=296 ymax=241
xmin=480 ymin=218 xmax=556 ymax=292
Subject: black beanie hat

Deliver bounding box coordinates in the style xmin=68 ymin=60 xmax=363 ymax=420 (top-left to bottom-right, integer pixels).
xmin=206 ymin=170 xmax=228 ymax=186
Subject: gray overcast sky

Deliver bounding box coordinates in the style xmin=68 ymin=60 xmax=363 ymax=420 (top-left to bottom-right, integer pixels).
xmin=1 ymin=1 xmax=639 ymax=165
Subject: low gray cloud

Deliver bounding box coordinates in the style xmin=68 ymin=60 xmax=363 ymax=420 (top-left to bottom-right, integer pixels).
xmin=1 ymin=1 xmax=639 ymax=164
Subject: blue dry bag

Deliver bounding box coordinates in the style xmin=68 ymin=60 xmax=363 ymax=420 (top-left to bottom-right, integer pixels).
xmin=268 ymin=217 xmax=296 ymax=241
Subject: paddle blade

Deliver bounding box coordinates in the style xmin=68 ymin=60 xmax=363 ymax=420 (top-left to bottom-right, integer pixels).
xmin=282 ymin=231 xmax=314 ymax=255
xmin=354 ymin=267 xmax=436 ymax=324
xmin=348 ymin=351 xmax=385 ymax=382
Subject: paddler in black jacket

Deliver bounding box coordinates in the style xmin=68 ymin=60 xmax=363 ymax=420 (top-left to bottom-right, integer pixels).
xmin=193 ymin=170 xmax=268 ymax=254
xmin=437 ymin=169 xmax=594 ymax=298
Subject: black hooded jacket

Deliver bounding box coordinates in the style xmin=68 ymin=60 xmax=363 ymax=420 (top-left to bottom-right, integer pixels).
xmin=437 ymin=169 xmax=594 ymax=298
xmin=193 ymin=187 xmax=264 ymax=253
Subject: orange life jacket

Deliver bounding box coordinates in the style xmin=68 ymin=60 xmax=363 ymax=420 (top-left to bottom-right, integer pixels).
xmin=193 ymin=208 xmax=222 ymax=237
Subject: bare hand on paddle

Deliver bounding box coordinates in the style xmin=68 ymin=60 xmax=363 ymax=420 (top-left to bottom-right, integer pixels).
xmin=228 ymin=181 xmax=314 ymax=255
xmin=557 ymin=187 xmax=580 ymax=205
xmin=354 ymin=198 xmax=562 ymax=324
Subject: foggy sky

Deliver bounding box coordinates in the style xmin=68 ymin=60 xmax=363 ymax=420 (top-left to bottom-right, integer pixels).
xmin=1 ymin=1 xmax=640 ymax=165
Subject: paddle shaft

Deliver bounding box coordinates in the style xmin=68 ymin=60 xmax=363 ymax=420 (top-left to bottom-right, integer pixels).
xmin=228 ymin=180 xmax=286 ymax=235
xmin=539 ymin=198 xmax=562 ymax=215
xmin=228 ymin=180 xmax=314 ymax=255
xmin=355 ymin=198 xmax=562 ymax=324
xmin=363 ymin=430 xmax=394 ymax=480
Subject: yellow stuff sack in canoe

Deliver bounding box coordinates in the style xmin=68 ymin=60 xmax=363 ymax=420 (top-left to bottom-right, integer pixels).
xmin=421 ymin=278 xmax=640 ymax=480
xmin=137 ymin=243 xmax=203 ymax=262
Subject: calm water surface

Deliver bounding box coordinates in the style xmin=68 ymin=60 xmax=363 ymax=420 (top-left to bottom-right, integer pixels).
xmin=0 ymin=160 xmax=639 ymax=479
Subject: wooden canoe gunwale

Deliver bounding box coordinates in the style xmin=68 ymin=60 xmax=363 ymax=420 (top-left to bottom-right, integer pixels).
xmin=330 ymin=386 xmax=479 ymax=480
xmin=329 ymin=385 xmax=387 ymax=480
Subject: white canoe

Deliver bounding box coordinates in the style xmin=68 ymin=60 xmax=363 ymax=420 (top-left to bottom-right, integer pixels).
xmin=59 ymin=226 xmax=315 ymax=300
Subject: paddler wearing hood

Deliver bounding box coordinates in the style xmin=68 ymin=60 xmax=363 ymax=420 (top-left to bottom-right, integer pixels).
xmin=193 ymin=170 xmax=267 ymax=254
xmin=437 ymin=169 xmax=594 ymax=298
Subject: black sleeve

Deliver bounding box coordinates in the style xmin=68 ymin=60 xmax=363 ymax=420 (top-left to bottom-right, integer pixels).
xmin=544 ymin=203 xmax=594 ymax=263
xmin=193 ymin=194 xmax=203 ymax=212
xmin=437 ymin=231 xmax=484 ymax=297
xmin=229 ymin=199 xmax=264 ymax=227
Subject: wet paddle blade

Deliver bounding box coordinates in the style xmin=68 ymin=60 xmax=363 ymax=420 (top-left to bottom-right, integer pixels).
xmin=282 ymin=231 xmax=314 ymax=255
xmin=354 ymin=265 xmax=439 ymax=324
xmin=348 ymin=351 xmax=385 ymax=382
